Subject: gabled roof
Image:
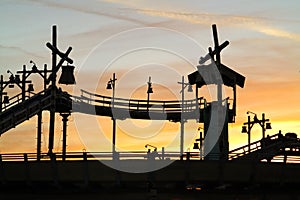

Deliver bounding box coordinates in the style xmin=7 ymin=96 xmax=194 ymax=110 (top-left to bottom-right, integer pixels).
xmin=188 ymin=63 xmax=245 ymax=88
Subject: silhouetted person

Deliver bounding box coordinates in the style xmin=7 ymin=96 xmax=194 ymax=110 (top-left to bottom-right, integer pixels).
xmin=146 ymin=149 xmax=151 ymax=160
xmin=152 ymin=149 xmax=161 ymax=160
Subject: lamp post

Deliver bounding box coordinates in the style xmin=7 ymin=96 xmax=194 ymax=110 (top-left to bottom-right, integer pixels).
xmin=45 ymin=25 xmax=75 ymax=156
xmin=0 ymin=75 xmax=9 ymax=112
xmin=177 ymin=76 xmax=193 ymax=160
xmin=146 ymin=76 xmax=153 ymax=112
xmin=106 ymin=73 xmax=117 ymax=159
xmin=193 ymin=127 xmax=204 ymax=160
xmin=241 ymin=111 xmax=272 ymax=153
xmin=0 ymin=70 xmax=33 ymax=112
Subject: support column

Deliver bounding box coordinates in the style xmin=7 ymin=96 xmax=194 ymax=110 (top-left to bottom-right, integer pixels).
xmin=247 ymin=115 xmax=251 ymax=153
xmin=21 ymin=65 xmax=26 ymax=102
xmin=48 ymin=25 xmax=57 ymax=155
xmin=262 ymin=113 xmax=266 ymax=139
xmin=37 ymin=111 xmax=42 ymax=161
xmin=61 ymin=113 xmax=70 ymax=161
xmin=180 ymin=76 xmax=184 ymax=160
xmin=0 ymin=75 xmax=3 ymax=113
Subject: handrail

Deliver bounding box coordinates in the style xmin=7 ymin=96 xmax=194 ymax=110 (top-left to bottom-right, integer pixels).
xmin=0 ymin=151 xmax=199 ymax=162
xmin=227 ymin=134 xmax=300 ymax=160
xmin=79 ymin=89 xmax=204 ymax=113
xmin=228 ymin=133 xmax=280 ymax=155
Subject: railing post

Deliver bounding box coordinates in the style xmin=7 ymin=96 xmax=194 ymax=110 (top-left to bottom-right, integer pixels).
xmin=83 ymin=151 xmax=89 ymax=187
xmin=61 ymin=113 xmax=70 ymax=161
xmin=0 ymin=154 xmax=5 ymax=185
xmin=50 ymin=153 xmax=59 ymax=187
xmin=24 ymin=153 xmax=31 ymax=186
xmin=37 ymin=112 xmax=42 ymax=161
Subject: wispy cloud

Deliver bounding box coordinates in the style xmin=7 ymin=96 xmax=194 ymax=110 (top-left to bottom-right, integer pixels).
xmin=135 ymin=9 xmax=300 ymax=42
xmin=0 ymin=44 xmax=44 ymax=58
xmin=27 ymin=0 xmax=147 ymax=26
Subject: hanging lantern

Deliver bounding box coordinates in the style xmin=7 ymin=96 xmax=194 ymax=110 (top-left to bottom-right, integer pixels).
xmin=3 ymin=95 xmax=9 ymax=104
xmin=58 ymin=65 xmax=76 ymax=85
xmin=9 ymin=74 xmax=14 ymax=83
xmin=266 ymin=122 xmax=272 ymax=130
xmin=27 ymin=84 xmax=34 ymax=92
xmin=241 ymin=126 xmax=247 ymax=133
xmin=106 ymin=81 xmax=112 ymax=90
xmin=187 ymin=84 xmax=193 ymax=92
xmin=193 ymin=142 xmax=200 ymax=150
xmin=147 ymin=85 xmax=153 ymax=94
xmin=14 ymin=75 xmax=20 ymax=83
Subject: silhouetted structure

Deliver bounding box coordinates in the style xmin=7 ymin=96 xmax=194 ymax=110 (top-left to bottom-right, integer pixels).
xmin=188 ymin=24 xmax=245 ymax=160
xmin=1 ymin=24 xmax=300 ymax=199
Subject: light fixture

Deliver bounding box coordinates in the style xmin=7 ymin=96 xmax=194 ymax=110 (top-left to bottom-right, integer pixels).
xmin=14 ymin=75 xmax=20 ymax=83
xmin=3 ymin=95 xmax=9 ymax=104
xmin=241 ymin=126 xmax=247 ymax=133
xmin=9 ymin=74 xmax=14 ymax=83
xmin=147 ymin=86 xmax=153 ymax=94
xmin=106 ymin=81 xmax=112 ymax=90
xmin=193 ymin=142 xmax=200 ymax=150
xmin=30 ymin=60 xmax=38 ymax=72
xmin=187 ymin=84 xmax=193 ymax=92
xmin=27 ymin=84 xmax=34 ymax=92
xmin=58 ymin=64 xmax=76 ymax=85
xmin=266 ymin=122 xmax=272 ymax=130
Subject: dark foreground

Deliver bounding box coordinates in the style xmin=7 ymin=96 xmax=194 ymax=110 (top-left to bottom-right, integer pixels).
xmin=1 ymin=160 xmax=300 ymax=199
xmin=1 ymin=181 xmax=300 ymax=200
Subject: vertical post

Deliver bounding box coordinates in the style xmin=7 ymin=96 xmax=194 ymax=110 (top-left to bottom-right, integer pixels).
xmin=262 ymin=113 xmax=265 ymax=139
xmin=0 ymin=75 xmax=3 ymax=112
xmin=247 ymin=115 xmax=251 ymax=153
xmin=61 ymin=113 xmax=69 ymax=161
xmin=44 ymin=64 xmax=47 ymax=92
xmin=212 ymin=24 xmax=220 ymax=65
xmin=147 ymin=76 xmax=151 ymax=112
xmin=199 ymin=131 xmax=203 ymax=160
xmin=112 ymin=73 xmax=116 ymax=159
xmin=22 ymin=65 xmax=26 ymax=101
xmin=48 ymin=25 xmax=57 ymax=155
xmin=37 ymin=112 xmax=42 ymax=161
xmin=233 ymin=84 xmax=236 ymax=117
xmin=180 ymin=76 xmax=184 ymax=160
xmin=162 ymin=147 xmax=165 ymax=160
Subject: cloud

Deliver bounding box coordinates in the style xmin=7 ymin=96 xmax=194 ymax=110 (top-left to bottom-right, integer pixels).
xmin=135 ymin=9 xmax=300 ymax=42
xmin=27 ymin=0 xmax=147 ymax=26
xmin=0 ymin=44 xmax=44 ymax=58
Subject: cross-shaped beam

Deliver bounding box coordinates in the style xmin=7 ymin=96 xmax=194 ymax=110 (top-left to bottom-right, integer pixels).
xmin=199 ymin=24 xmax=229 ymax=65
xmin=45 ymin=42 xmax=73 ymax=84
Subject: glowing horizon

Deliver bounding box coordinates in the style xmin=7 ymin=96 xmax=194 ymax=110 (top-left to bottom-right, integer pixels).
xmin=0 ymin=0 xmax=300 ymax=155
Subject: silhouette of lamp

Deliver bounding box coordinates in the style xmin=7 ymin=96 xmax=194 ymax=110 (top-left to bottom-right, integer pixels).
xmin=146 ymin=76 xmax=153 ymax=112
xmin=27 ymin=84 xmax=34 ymax=92
xmin=0 ymin=75 xmax=11 ymax=111
xmin=58 ymin=64 xmax=76 ymax=85
xmin=193 ymin=127 xmax=204 ymax=160
xmin=0 ymin=70 xmax=33 ymax=112
xmin=145 ymin=144 xmax=157 ymax=151
xmin=3 ymin=95 xmax=9 ymax=104
xmin=6 ymin=70 xmax=33 ymax=99
xmin=178 ymin=76 xmax=193 ymax=160
xmin=106 ymin=82 xmax=112 ymax=89
xmin=106 ymin=73 xmax=117 ymax=159
xmin=7 ymin=70 xmax=16 ymax=88
xmin=242 ymin=111 xmax=272 ymax=153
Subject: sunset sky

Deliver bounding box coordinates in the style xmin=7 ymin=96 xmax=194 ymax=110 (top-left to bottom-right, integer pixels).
xmin=0 ymin=0 xmax=300 ymax=155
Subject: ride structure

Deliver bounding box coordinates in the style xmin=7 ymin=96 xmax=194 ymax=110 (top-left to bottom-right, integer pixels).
xmin=0 ymin=24 xmax=299 ymax=167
